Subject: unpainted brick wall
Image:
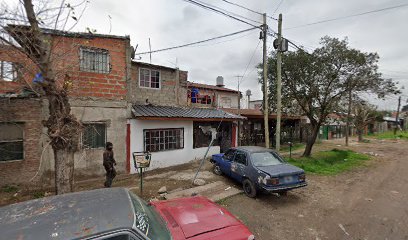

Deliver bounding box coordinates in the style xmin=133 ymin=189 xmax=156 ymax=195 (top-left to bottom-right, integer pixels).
xmin=0 ymin=35 xmax=131 ymax=100
xmin=0 ymin=98 xmax=44 ymax=185
xmin=49 ymin=35 xmax=130 ymax=100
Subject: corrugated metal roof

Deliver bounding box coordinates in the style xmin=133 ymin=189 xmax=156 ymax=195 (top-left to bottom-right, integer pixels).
xmin=132 ymin=104 xmax=246 ymax=120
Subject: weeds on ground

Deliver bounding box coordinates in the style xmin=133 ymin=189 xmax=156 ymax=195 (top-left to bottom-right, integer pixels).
xmin=368 ymin=131 xmax=408 ymax=140
xmin=287 ymin=149 xmax=370 ymax=175
xmin=280 ymin=143 xmax=305 ymax=152
xmin=1 ymin=185 xmax=19 ymax=193
xmin=32 ymin=192 xmax=45 ymax=199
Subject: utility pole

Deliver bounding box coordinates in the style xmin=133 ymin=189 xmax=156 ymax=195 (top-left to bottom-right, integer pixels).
xmin=394 ymin=96 xmax=402 ymax=135
xmin=235 ymin=75 xmax=243 ymax=146
xmin=345 ymin=89 xmax=352 ymax=146
xmin=275 ymin=13 xmax=283 ymax=151
xmin=262 ymin=13 xmax=270 ymax=148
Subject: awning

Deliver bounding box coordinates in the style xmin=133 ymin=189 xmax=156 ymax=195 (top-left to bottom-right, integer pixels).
xmin=132 ymin=104 xmax=246 ymax=121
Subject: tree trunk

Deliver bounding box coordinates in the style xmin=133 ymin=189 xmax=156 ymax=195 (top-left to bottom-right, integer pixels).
xmin=303 ymin=123 xmax=320 ymax=157
xmin=345 ymin=90 xmax=351 ymax=146
xmin=358 ymin=132 xmax=363 ymax=142
xmin=54 ymin=148 xmax=75 ymax=194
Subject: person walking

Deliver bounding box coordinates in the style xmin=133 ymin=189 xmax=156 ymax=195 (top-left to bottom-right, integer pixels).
xmin=103 ymin=142 xmax=116 ymax=187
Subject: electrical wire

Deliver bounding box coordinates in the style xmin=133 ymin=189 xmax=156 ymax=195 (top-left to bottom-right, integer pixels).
xmin=220 ymin=0 xmax=263 ymax=16
xmin=286 ymin=3 xmax=408 ymax=30
xmin=135 ymin=27 xmax=258 ymax=55
xmin=272 ymin=0 xmax=284 ymax=16
xmin=191 ymin=0 xmax=262 ymax=24
xmin=182 ymin=0 xmax=261 ymax=28
xmin=240 ymin=39 xmax=262 ymax=84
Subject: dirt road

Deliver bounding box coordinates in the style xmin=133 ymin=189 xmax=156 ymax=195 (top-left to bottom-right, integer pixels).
xmin=221 ymin=138 xmax=408 ymax=240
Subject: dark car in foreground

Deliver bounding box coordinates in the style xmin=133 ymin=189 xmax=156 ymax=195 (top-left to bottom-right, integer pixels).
xmin=211 ymin=146 xmax=307 ymax=197
xmin=0 ymin=188 xmax=254 ymax=240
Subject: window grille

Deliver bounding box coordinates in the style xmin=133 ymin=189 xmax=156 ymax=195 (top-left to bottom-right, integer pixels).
xmin=80 ymin=47 xmax=110 ymax=73
xmin=144 ymin=128 xmax=184 ymax=152
xmin=82 ymin=123 xmax=107 ymax=148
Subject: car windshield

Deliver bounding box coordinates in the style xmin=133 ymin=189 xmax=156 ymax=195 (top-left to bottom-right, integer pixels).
xmin=129 ymin=192 xmax=172 ymax=240
xmin=251 ymin=151 xmax=284 ymax=167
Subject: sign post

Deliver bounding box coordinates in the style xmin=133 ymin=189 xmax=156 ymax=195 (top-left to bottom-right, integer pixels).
xmin=133 ymin=152 xmax=151 ymax=196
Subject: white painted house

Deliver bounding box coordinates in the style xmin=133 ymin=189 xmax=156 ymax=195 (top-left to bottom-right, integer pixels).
xmin=127 ymin=105 xmax=243 ymax=173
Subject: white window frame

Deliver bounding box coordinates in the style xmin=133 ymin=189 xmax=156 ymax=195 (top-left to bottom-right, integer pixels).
xmin=139 ymin=68 xmax=161 ymax=89
xmin=79 ymin=47 xmax=110 ymax=74
xmin=0 ymin=61 xmax=18 ymax=81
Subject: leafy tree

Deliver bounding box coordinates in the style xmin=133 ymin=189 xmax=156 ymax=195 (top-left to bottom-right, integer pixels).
xmin=260 ymin=37 xmax=399 ymax=156
xmin=1 ymin=0 xmax=88 ymax=194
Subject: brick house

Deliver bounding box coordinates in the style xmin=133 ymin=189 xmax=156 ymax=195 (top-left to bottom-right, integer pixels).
xmin=127 ymin=62 xmax=244 ymax=173
xmin=0 ymin=28 xmax=131 ymax=185
xmin=1 ymin=27 xmax=244 ymax=185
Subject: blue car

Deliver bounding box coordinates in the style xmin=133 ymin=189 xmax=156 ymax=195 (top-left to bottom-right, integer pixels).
xmin=211 ymin=146 xmax=307 ymax=198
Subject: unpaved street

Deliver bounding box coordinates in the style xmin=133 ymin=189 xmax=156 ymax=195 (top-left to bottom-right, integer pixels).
xmin=221 ymin=139 xmax=408 ymax=240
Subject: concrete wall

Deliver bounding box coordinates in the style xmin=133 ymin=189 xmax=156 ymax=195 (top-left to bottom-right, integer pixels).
xmin=217 ymin=92 xmax=239 ymax=109
xmin=68 ymin=99 xmax=129 ymax=177
xmin=129 ymin=63 xmax=188 ymax=106
xmin=249 ymin=100 xmax=263 ymax=110
xmin=129 ymin=119 xmax=220 ymax=173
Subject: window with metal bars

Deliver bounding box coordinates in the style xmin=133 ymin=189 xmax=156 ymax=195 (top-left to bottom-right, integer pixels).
xmin=139 ymin=68 xmax=160 ymax=89
xmin=80 ymin=47 xmax=110 ymax=73
xmin=0 ymin=123 xmax=24 ymax=161
xmin=144 ymin=128 xmax=184 ymax=152
xmin=82 ymin=123 xmax=106 ymax=149
xmin=0 ymin=61 xmax=18 ymax=81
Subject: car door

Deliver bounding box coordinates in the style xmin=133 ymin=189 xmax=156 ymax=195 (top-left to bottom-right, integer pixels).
xmin=230 ymin=150 xmax=248 ymax=183
xmin=220 ymin=149 xmax=236 ymax=177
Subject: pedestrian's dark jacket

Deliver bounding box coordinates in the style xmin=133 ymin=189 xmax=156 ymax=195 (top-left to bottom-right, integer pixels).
xmin=103 ymin=150 xmax=116 ymax=171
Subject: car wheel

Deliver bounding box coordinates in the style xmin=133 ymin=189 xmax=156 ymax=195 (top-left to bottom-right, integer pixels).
xmin=213 ymin=165 xmax=222 ymax=175
xmin=243 ymin=179 xmax=257 ymax=198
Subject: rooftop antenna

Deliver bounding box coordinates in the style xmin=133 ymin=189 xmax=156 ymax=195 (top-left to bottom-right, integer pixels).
xmin=149 ymin=38 xmax=152 ymax=64
xmin=108 ymin=15 xmax=112 ymax=34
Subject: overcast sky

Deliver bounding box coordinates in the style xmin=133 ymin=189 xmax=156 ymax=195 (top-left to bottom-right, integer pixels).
xmin=9 ymin=0 xmax=408 ymax=109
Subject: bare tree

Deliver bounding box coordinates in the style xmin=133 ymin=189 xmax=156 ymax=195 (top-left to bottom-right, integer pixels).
xmin=1 ymin=0 xmax=89 ymax=194
xmin=353 ymin=101 xmax=377 ymax=142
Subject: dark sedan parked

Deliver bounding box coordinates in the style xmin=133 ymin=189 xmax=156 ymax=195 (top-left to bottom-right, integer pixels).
xmin=0 ymin=188 xmax=254 ymax=240
xmin=211 ymin=146 xmax=307 ymax=197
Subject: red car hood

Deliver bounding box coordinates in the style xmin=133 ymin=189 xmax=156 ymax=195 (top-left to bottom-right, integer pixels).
xmin=151 ymin=196 xmax=250 ymax=239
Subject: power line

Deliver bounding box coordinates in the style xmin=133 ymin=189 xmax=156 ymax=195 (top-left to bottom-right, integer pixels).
xmin=240 ymin=39 xmax=261 ymax=84
xmin=193 ymin=0 xmax=262 ymax=24
xmin=286 ymin=3 xmax=408 ymax=30
xmin=191 ymin=29 xmax=255 ymax=47
xmin=220 ymin=0 xmax=263 ymax=16
xmin=135 ymin=27 xmax=258 ymax=55
xmin=182 ymin=0 xmax=261 ymax=28
xmin=272 ymin=0 xmax=284 ymax=16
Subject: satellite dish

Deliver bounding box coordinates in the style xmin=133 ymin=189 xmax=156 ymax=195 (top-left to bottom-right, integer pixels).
xmin=130 ymin=44 xmax=138 ymax=59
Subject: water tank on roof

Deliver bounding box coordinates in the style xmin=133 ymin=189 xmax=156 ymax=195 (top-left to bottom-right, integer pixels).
xmin=216 ymin=76 xmax=224 ymax=87
xmin=246 ymin=89 xmax=252 ymax=96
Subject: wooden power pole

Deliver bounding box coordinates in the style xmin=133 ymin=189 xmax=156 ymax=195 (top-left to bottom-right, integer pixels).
xmin=275 ymin=13 xmax=283 ymax=151
xmin=262 ymin=13 xmax=270 ymax=148
xmin=394 ymin=96 xmax=402 ymax=135
xmin=235 ymin=75 xmax=243 ymax=146
xmin=345 ymin=89 xmax=352 ymax=146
